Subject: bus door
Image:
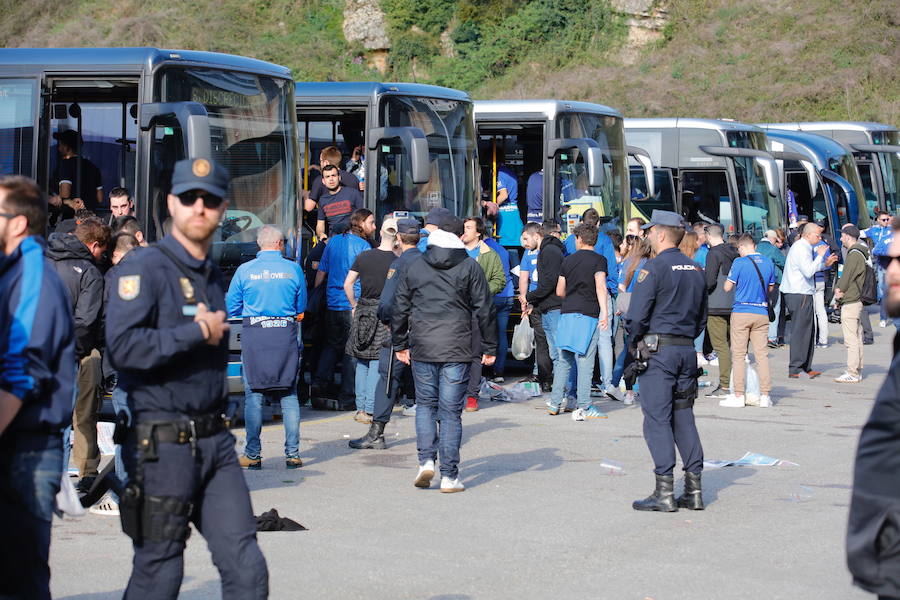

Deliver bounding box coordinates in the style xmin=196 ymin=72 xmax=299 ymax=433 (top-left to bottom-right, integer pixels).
xmin=679 ymin=170 xmax=734 ymax=232
xmin=477 ymin=124 xmax=544 ymax=230
xmin=629 ymin=166 xmax=674 ymax=221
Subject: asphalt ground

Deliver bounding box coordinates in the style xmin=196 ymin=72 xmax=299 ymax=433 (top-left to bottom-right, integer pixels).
xmin=50 ymin=317 xmax=891 ymax=599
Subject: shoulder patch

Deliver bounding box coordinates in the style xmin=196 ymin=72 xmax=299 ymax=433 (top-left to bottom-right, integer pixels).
xmin=637 ymin=269 xmax=649 ymax=283
xmin=118 ymin=275 xmax=140 ymax=301
xmin=386 ymin=268 xmax=395 ymax=280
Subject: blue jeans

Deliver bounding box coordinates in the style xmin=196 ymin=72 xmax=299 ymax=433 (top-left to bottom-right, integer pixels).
xmin=0 ymin=440 xmax=63 ymax=600
xmin=878 ymin=266 xmax=889 ymax=320
xmin=596 ymin=297 xmax=614 ymax=389
xmin=110 ymin=387 xmax=131 ymax=503
xmin=242 ymin=372 xmax=300 ymax=459
xmin=354 ymin=358 xmax=380 ymax=414
xmin=410 ymin=361 xmax=469 ymax=479
xmin=550 ymin=325 xmax=600 ymax=410
xmin=493 ymin=296 xmax=514 ymax=375
xmin=542 ymin=309 xmax=561 ymax=364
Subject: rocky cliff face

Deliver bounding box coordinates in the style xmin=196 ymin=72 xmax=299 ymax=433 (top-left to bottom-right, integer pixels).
xmin=342 ymin=0 xmax=390 ymax=72
xmin=609 ymin=0 xmax=670 ymax=63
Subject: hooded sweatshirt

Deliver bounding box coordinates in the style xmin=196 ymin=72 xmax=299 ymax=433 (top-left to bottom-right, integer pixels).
xmin=391 ymin=229 xmax=497 ymax=362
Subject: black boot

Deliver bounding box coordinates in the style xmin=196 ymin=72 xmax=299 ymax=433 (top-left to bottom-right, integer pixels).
xmin=677 ymin=471 xmax=704 ymax=510
xmin=632 ymin=474 xmax=678 ymax=512
xmin=349 ymin=421 xmax=386 ymax=449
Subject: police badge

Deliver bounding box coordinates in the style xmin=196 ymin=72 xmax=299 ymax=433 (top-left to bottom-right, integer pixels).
xmin=179 ymin=277 xmax=196 ymax=302
xmin=118 ymin=275 xmax=140 ymax=300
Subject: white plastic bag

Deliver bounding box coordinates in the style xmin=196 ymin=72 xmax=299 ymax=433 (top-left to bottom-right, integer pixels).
xmin=55 ymin=471 xmax=85 ymax=518
xmin=729 ymin=358 xmax=761 ymax=404
xmin=511 ymin=316 xmax=534 ymax=360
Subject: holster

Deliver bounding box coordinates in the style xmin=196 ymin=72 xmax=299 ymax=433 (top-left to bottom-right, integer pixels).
xmin=674 ymin=367 xmax=705 ymax=410
xmin=119 ymin=483 xmax=143 ymax=541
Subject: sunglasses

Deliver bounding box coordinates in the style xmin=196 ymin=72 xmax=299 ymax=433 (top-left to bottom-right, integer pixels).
xmin=880 ymin=217 xmax=892 ymax=223
xmin=877 ymin=255 xmax=900 ymax=270
xmin=178 ymin=190 xmax=224 ymax=209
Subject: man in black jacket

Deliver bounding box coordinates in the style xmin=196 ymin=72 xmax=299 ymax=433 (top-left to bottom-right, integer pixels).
xmin=46 ymin=218 xmax=110 ymax=491
xmin=703 ymin=224 xmax=739 ymax=398
xmin=525 ymin=221 xmax=567 ymax=399
xmin=392 ymin=217 xmax=496 ymax=493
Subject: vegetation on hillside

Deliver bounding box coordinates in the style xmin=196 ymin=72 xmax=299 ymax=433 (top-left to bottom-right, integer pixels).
xmin=1 ymin=0 xmax=896 ymax=124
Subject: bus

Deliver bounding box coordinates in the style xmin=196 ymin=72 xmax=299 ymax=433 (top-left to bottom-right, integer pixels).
xmin=624 ymin=118 xmax=784 ymax=238
xmin=473 ymin=100 xmax=653 ymax=234
xmin=761 ymin=122 xmax=900 ymax=218
xmin=0 ymin=48 xmax=300 ymax=393
xmin=762 ymin=129 xmax=870 ymax=238
xmin=295 ymin=82 xmax=477 ymax=236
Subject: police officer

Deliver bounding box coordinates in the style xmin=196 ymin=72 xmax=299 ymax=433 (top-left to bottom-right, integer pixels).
xmin=349 ymin=217 xmax=421 ymax=449
xmin=625 ymin=210 xmax=707 ymax=512
xmin=105 ymin=158 xmax=268 ymax=598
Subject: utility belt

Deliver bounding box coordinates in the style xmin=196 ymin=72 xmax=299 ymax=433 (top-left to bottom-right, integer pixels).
xmin=624 ymin=334 xmax=702 ymax=408
xmin=119 ymin=411 xmax=226 ymax=544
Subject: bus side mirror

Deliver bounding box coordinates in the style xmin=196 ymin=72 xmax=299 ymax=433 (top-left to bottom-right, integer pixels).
xmin=548 ymin=138 xmax=605 ymax=188
xmin=368 ymin=126 xmax=430 ymax=184
xmin=627 ymin=145 xmax=656 ymax=199
xmin=139 ymin=102 xmax=212 ymax=159
xmin=754 ymin=155 xmax=781 ymax=199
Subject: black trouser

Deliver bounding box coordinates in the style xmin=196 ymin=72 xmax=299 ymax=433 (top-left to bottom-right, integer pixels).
xmin=373 ymin=346 xmax=415 ymax=424
xmin=861 ymin=305 xmax=874 ymax=341
xmin=529 ymin=310 xmax=552 ymax=384
xmin=313 ymin=309 xmax=355 ymax=402
xmin=784 ymin=293 xmax=816 ymax=374
xmin=777 ymin=292 xmax=789 ymax=343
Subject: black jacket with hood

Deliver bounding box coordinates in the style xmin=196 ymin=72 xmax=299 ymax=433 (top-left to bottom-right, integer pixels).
xmin=704 ymin=241 xmax=740 ymax=316
xmin=46 ymin=232 xmax=104 ymax=359
xmin=391 ymin=229 xmax=497 ymax=362
xmin=526 ymin=234 xmax=565 ymax=314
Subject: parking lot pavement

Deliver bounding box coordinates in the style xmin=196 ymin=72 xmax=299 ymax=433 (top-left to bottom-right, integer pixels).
xmin=51 ymin=321 xmax=890 ymax=599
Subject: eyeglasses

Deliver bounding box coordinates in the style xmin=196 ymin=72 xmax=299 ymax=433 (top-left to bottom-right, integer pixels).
xmin=0 ymin=212 xmax=16 ymax=219
xmin=877 ymin=255 xmax=900 ymax=270
xmin=177 ymin=191 xmax=224 ymax=209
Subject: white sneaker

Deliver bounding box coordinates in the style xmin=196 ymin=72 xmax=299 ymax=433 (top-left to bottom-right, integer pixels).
xmin=758 ymin=394 xmax=773 ymax=408
xmin=696 ymin=352 xmax=708 ymax=366
xmin=402 ymin=404 xmax=417 ymax=417
xmin=880 ymin=319 xmax=889 ymax=328
xmin=88 ymin=494 xmax=120 ymax=516
xmin=719 ymin=394 xmax=746 ymax=408
xmin=605 ymin=387 xmax=624 ymax=402
xmin=440 ymin=476 xmax=465 ymax=493
xmin=414 ymin=460 xmax=435 ymax=488
xmin=623 ymin=391 xmax=636 ymax=405
xmin=571 ymin=408 xmax=586 ymax=421
xmin=834 ymin=372 xmax=861 ymax=384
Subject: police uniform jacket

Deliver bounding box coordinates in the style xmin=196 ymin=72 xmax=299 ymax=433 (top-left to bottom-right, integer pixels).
xmin=625 ymin=247 xmax=707 ymax=340
xmin=0 ymin=237 xmax=75 ymax=446
xmin=105 ymin=235 xmax=228 ymax=419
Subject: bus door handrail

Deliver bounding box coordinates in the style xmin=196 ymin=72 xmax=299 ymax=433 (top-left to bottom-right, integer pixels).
xmin=626 ymin=145 xmax=655 ymax=199
xmin=699 ymin=145 xmax=781 ymax=199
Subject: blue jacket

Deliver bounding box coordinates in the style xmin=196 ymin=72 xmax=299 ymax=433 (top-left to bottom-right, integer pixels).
xmin=226 ymin=250 xmax=307 ymax=318
xmin=564 ymin=233 xmax=619 ymax=296
xmin=0 ymin=236 xmax=75 ymax=442
xmin=318 ymin=233 xmax=371 ymax=310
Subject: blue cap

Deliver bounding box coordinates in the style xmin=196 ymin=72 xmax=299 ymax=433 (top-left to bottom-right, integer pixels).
xmin=171 ymin=158 xmax=229 ymax=197
xmin=642 ymin=209 xmax=685 ymax=229
xmin=425 ymin=206 xmax=452 ymax=226
xmin=397 ymin=218 xmax=421 ymax=234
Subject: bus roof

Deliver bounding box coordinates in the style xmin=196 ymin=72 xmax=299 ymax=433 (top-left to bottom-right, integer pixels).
xmin=474 ymin=99 xmax=622 ymax=120
xmin=764 ymin=129 xmax=854 ymax=171
xmin=763 ymin=121 xmax=898 ymax=134
xmin=624 ymin=117 xmax=765 ymax=133
xmin=295 ymin=82 xmax=470 ymax=103
xmin=0 ymin=47 xmax=291 ymax=78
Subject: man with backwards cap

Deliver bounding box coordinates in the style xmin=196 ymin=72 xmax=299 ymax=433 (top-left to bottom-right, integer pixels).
xmin=418 ymin=206 xmax=452 ymax=252
xmin=105 ymin=158 xmax=268 ymax=598
xmin=625 ymin=210 xmax=708 ymax=512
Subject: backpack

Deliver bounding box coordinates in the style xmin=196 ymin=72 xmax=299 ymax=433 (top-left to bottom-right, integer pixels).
xmin=850 ymin=248 xmax=877 ymax=306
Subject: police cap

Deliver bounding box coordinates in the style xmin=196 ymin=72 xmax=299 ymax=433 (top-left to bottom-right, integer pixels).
xmin=397 ymin=218 xmax=421 ymax=234
xmin=171 ymin=158 xmax=229 ymax=197
xmin=425 ymin=206 xmax=452 ymax=227
xmin=642 ymin=209 xmax=685 ymax=230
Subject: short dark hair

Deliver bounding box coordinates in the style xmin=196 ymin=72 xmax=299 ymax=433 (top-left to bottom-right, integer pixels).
xmin=440 ymin=216 xmax=464 ymax=237
xmin=109 ymin=187 xmax=131 ymax=201
xmin=349 ymin=207 xmax=373 ymax=238
xmin=541 ymin=220 xmax=560 ymax=236
xmin=465 ymin=216 xmax=487 ymax=240
xmin=398 ymin=232 xmax=420 ymax=246
xmin=321 ymin=164 xmax=339 ymax=176
xmin=581 ymin=208 xmax=600 ymax=228
xmin=112 ymin=232 xmax=138 ymax=254
xmin=523 ymin=221 xmax=542 ymax=236
xmin=705 ymin=223 xmax=725 ymax=238
xmin=113 ymin=215 xmax=142 ymax=237
xmin=607 ymin=230 xmax=623 ymax=249
xmin=0 ymin=175 xmax=46 ymax=236
xmin=736 ymin=233 xmax=756 ymax=247
xmin=876 ymin=210 xmax=891 ymax=219
xmin=572 ymin=223 xmax=598 ymax=247
xmin=74 ymin=218 xmax=111 ymax=249
xmin=657 ymin=224 xmax=685 ymax=246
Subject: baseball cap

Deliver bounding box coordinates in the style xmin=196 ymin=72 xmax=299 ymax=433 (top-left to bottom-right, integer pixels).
xmin=381 ymin=217 xmax=398 ymax=234
xmin=642 ymin=209 xmax=685 ymax=229
xmin=425 ymin=206 xmax=452 ymax=227
xmin=170 ymin=158 xmax=229 ymax=197
xmin=397 ymin=218 xmax=421 ymax=234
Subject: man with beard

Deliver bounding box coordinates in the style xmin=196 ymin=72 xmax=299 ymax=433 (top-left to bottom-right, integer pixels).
xmin=105 ymin=158 xmax=268 ymax=599
xmin=847 ymin=217 xmax=900 ymax=599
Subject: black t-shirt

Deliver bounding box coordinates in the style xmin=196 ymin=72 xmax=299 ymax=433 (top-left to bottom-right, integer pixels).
xmin=351 ymin=248 xmax=395 ymax=299
xmin=55 ymin=156 xmax=103 ymax=210
xmin=317 ymin=185 xmax=363 ymax=235
xmin=560 ymin=249 xmax=608 ymax=317
xmin=310 ymin=169 xmax=359 ymax=203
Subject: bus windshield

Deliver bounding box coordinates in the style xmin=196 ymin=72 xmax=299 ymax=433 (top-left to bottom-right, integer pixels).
xmin=377 ymin=95 xmax=476 ymax=221
xmin=874 ymin=130 xmax=900 ymax=214
xmin=556 ymin=113 xmax=626 ymax=230
xmin=727 ymin=131 xmax=783 ymax=238
xmin=155 ymin=67 xmax=297 ymax=265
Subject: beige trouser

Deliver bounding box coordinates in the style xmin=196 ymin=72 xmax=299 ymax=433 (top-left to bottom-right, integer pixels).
xmin=729 ymin=312 xmax=771 ymax=395
xmin=841 ymin=301 xmax=864 ymax=378
xmin=72 ymin=349 xmax=101 ymax=478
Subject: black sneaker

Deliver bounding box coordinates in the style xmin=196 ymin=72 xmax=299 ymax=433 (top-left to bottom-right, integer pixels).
xmin=75 ymin=476 xmax=97 ymax=495
xmin=706 ymin=385 xmax=729 ymax=399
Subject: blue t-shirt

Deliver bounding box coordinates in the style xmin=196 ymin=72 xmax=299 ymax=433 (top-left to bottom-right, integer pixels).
xmin=520 ymin=249 xmax=539 ymax=292
xmin=694 ymin=244 xmax=709 ymax=268
xmin=496 ymin=167 xmax=523 ymax=246
xmin=726 ymin=253 xmax=776 ymax=315
xmin=318 ymin=233 xmax=371 ymax=310
xmin=563 ymin=233 xmax=618 ymax=296
xmin=526 ymin=171 xmax=543 ymax=220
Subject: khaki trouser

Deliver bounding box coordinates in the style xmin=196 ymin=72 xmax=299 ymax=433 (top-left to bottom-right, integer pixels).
xmin=841 ymin=301 xmax=864 ymax=378
xmin=72 ymin=349 xmax=101 ymax=478
xmin=729 ymin=312 xmax=771 ymax=395
xmin=707 ymin=315 xmax=731 ymax=387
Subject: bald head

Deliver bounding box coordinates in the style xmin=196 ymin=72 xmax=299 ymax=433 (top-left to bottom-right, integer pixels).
xmin=257 ymin=225 xmax=284 ymax=250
